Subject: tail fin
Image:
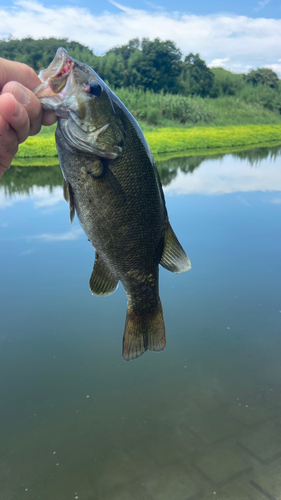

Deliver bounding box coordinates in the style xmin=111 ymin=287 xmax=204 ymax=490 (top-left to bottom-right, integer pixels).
xmin=122 ymin=301 xmax=166 ymax=361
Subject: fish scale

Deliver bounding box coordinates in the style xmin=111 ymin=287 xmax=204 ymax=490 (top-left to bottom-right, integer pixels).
xmin=34 ymin=47 xmax=191 ymax=360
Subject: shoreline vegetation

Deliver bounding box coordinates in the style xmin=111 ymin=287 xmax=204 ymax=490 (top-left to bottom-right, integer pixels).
xmin=12 ymin=140 xmax=281 ymax=167
xmin=2 ymin=37 xmax=281 ymax=164
xmin=13 ymin=123 xmax=281 ymax=167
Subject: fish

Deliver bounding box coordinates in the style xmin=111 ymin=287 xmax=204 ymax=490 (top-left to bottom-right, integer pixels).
xmin=34 ymin=48 xmax=191 ymax=361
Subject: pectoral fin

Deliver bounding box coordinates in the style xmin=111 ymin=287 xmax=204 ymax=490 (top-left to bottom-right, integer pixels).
xmin=97 ymin=164 xmax=126 ymax=205
xmin=160 ymin=219 xmax=191 ymax=274
xmin=89 ymin=254 xmax=119 ymax=296
xmin=63 ymin=179 xmax=75 ymax=224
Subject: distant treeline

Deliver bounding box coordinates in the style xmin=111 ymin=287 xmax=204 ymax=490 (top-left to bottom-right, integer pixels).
xmin=1 ymin=36 xmax=281 ymax=118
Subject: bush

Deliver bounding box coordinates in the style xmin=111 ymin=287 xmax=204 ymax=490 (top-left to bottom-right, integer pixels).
xmin=114 ymin=88 xmax=215 ymax=124
xmin=238 ymin=84 xmax=281 ymax=114
xmin=146 ymin=107 xmax=159 ymax=125
xmin=210 ymin=68 xmax=245 ymax=97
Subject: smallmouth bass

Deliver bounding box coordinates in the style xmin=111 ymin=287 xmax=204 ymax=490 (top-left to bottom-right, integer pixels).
xmin=34 ymin=48 xmax=191 ymax=360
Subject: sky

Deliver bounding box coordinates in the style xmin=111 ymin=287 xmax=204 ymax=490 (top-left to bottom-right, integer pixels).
xmin=0 ymin=0 xmax=281 ymax=74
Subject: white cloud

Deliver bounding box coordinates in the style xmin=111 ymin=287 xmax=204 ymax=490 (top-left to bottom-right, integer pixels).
xmin=20 ymin=248 xmax=35 ymax=256
xmin=28 ymin=226 xmax=83 ymax=241
xmin=0 ymin=188 xmax=28 ymax=208
xmin=208 ymin=58 xmax=229 ymax=68
xmin=1 ymin=1 xmax=281 ymax=74
xmin=163 ymin=155 xmax=281 ymax=196
xmin=32 ymin=186 xmax=64 ymax=207
xmin=265 ymin=61 xmax=281 ymax=74
xmin=0 ymin=185 xmax=64 ymax=209
xmin=254 ymin=0 xmax=271 ymax=12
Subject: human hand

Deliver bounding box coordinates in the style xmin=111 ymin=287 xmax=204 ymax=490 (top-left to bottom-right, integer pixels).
xmin=0 ymin=58 xmax=57 ymax=178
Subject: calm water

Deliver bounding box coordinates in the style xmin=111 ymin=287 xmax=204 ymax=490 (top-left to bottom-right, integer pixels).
xmin=1 ymin=147 xmax=281 ymax=500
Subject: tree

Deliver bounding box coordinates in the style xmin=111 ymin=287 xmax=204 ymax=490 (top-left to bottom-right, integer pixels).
xmin=97 ymin=52 xmax=126 ymax=88
xmin=106 ymin=38 xmax=140 ymax=62
xmin=244 ymin=68 xmax=279 ymax=90
xmin=129 ymin=38 xmax=182 ymax=93
xmin=100 ymin=39 xmax=141 ymax=87
xmin=102 ymin=38 xmax=182 ymax=92
xmin=181 ymin=53 xmax=214 ymax=97
xmin=210 ymin=68 xmax=245 ymax=97
xmin=0 ymin=37 xmax=98 ymax=72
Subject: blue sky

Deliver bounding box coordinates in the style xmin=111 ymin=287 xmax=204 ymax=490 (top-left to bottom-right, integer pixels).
xmin=1 ymin=0 xmax=281 ymax=74
xmin=33 ymin=0 xmax=280 ymax=18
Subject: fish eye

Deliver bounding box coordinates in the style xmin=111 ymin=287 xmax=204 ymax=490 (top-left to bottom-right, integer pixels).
xmin=89 ymin=80 xmax=102 ymax=97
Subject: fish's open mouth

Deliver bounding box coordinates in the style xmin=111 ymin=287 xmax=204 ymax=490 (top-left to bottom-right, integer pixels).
xmin=39 ymin=48 xmax=73 ymax=82
xmin=50 ymin=50 xmax=73 ymax=81
xmin=34 ymin=48 xmax=74 ymax=98
xmin=55 ymin=58 xmax=72 ymax=78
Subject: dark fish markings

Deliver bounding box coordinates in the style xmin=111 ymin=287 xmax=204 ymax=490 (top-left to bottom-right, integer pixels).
xmin=34 ymin=48 xmax=191 ymax=360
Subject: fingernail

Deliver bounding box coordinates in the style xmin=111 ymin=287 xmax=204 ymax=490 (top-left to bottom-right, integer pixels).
xmin=13 ymin=100 xmax=23 ymax=118
xmin=14 ymin=85 xmax=29 ymax=106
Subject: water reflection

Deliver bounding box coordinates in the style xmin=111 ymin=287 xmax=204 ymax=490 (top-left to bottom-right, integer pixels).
xmin=2 ymin=145 xmax=281 ymax=197
xmin=0 ymin=164 xmax=63 ymax=197
xmin=158 ymin=144 xmax=281 ymax=186
xmin=1 ymin=146 xmax=281 ymax=500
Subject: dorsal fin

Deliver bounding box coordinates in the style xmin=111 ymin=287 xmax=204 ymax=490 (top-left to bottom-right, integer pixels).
xmin=160 ymin=219 xmax=191 ymax=274
xmin=89 ymin=253 xmax=119 ymax=296
xmin=63 ymin=179 xmax=75 ymax=224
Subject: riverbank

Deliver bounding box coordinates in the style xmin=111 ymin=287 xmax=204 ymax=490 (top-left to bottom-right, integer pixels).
xmin=13 ymin=123 xmax=281 ymax=165
xmin=146 ymin=124 xmax=281 ymax=155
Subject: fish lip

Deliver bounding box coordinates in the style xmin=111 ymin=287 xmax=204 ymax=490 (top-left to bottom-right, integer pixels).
xmin=34 ymin=48 xmax=73 ymax=98
xmin=38 ymin=47 xmax=73 ymax=82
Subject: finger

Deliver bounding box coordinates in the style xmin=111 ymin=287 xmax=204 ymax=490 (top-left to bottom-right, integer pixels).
xmin=3 ymin=81 xmax=43 ymax=136
xmin=3 ymin=82 xmax=57 ymax=131
xmin=42 ymin=110 xmax=57 ymax=127
xmin=0 ymin=58 xmax=41 ymax=91
xmin=0 ymin=115 xmax=18 ymax=178
xmin=0 ymin=93 xmax=30 ymax=144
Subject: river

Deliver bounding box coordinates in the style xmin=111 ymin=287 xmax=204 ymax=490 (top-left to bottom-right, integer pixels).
xmin=0 ymin=146 xmax=281 ymax=500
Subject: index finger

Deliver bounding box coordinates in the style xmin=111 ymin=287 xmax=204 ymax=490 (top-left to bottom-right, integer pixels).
xmin=0 ymin=58 xmax=41 ymax=91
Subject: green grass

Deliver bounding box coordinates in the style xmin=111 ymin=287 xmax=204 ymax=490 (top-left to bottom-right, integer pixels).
xmin=146 ymin=125 xmax=281 ymax=155
xmin=200 ymin=97 xmax=281 ymax=127
xmin=17 ymin=131 xmax=57 ymax=158
xmin=153 ymin=140 xmax=281 ymax=162
xmin=12 ymin=140 xmax=281 ymax=167
xmin=14 ymin=123 xmax=281 ymax=163
xmin=12 ymin=157 xmax=60 ymax=167
xmin=114 ymin=89 xmax=281 ymax=127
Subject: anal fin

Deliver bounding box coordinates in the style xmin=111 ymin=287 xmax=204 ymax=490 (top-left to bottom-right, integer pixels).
xmin=89 ymin=254 xmax=118 ymax=296
xmin=160 ymin=219 xmax=191 ymax=274
xmin=63 ymin=179 xmax=75 ymax=224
